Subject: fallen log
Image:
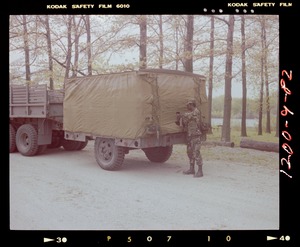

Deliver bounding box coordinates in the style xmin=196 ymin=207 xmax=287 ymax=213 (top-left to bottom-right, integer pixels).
xmin=203 ymin=141 xmax=234 ymax=148
xmin=240 ymin=138 xmax=279 ymax=153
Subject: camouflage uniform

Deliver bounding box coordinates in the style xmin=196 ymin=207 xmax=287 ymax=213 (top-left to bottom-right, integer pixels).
xmin=181 ymin=100 xmax=204 ymax=177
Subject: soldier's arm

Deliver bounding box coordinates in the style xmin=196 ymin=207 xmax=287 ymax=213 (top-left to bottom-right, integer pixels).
xmin=181 ymin=112 xmax=190 ymax=130
xmin=194 ymin=109 xmax=202 ymax=131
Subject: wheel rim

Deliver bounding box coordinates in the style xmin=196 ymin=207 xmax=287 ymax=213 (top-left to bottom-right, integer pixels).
xmin=20 ymin=132 xmax=30 ymax=150
xmin=98 ymin=139 xmax=114 ymax=163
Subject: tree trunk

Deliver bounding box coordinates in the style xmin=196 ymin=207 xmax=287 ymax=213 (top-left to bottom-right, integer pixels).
xmin=207 ymin=16 xmax=214 ymax=134
xmin=64 ymin=15 xmax=72 ymax=79
xmin=139 ymin=15 xmax=147 ymax=69
xmin=158 ymin=15 xmax=164 ymax=69
xmin=184 ymin=15 xmax=194 ymax=73
xmin=258 ymin=66 xmax=264 ymax=135
xmin=175 ymin=19 xmax=179 ymax=70
xmin=241 ymin=16 xmax=247 ymax=137
xmin=240 ymin=138 xmax=279 ymax=153
xmin=22 ymin=15 xmax=31 ymax=85
xmin=85 ymin=15 xmax=92 ymax=76
xmin=221 ymin=16 xmax=235 ymax=142
xmin=72 ymin=16 xmax=81 ymax=77
xmin=262 ymin=18 xmax=271 ymax=133
xmin=275 ymin=91 xmax=279 ymax=137
xmin=203 ymin=141 xmax=234 ymax=148
xmin=44 ymin=16 xmax=54 ymax=89
xmin=258 ymin=18 xmax=264 ymax=136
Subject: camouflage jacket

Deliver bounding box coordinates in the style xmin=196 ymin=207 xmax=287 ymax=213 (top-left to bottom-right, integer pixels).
xmin=182 ymin=108 xmax=202 ymax=137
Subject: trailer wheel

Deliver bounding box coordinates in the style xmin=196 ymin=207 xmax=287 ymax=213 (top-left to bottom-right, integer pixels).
xmin=16 ymin=124 xmax=39 ymax=156
xmin=62 ymin=140 xmax=82 ymax=151
xmin=94 ymin=138 xmax=125 ymax=170
xmin=143 ymin=145 xmax=173 ymax=163
xmin=9 ymin=124 xmax=17 ymax=153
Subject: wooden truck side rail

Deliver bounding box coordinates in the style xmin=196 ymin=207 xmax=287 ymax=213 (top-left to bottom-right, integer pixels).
xmin=9 ymin=84 xmax=48 ymax=118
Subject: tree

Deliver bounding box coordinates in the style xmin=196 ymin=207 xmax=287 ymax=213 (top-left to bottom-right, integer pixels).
xmin=184 ymin=15 xmax=194 ymax=72
xmin=173 ymin=16 xmax=181 ymax=70
xmin=22 ymin=15 xmax=31 ymax=85
xmin=262 ymin=17 xmax=271 ymax=133
xmin=240 ymin=15 xmax=247 ymax=137
xmin=158 ymin=15 xmax=164 ymax=68
xmin=64 ymin=15 xmax=73 ymax=79
xmin=207 ymin=16 xmax=215 ymax=133
xmin=139 ymin=15 xmax=147 ymax=69
xmin=275 ymin=91 xmax=279 ymax=137
xmin=39 ymin=15 xmax=54 ymax=89
xmin=72 ymin=16 xmax=79 ymax=77
xmin=85 ymin=15 xmax=92 ymax=76
xmin=221 ymin=16 xmax=235 ymax=142
xmin=258 ymin=17 xmax=266 ymax=136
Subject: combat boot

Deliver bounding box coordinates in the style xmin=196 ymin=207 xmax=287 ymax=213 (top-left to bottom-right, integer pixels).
xmin=183 ymin=164 xmax=195 ymax=175
xmin=194 ymin=165 xmax=203 ymax=178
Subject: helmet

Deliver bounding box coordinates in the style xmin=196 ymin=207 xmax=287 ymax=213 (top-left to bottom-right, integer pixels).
xmin=186 ymin=99 xmax=196 ymax=106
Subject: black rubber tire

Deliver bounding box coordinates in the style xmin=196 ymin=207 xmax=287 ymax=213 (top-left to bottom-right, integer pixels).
xmin=144 ymin=145 xmax=173 ymax=163
xmin=36 ymin=145 xmax=47 ymax=155
xmin=94 ymin=138 xmax=125 ymax=171
xmin=76 ymin=139 xmax=88 ymax=151
xmin=9 ymin=124 xmax=17 ymax=153
xmin=48 ymin=136 xmax=62 ymax=149
xmin=62 ymin=140 xmax=82 ymax=151
xmin=16 ymin=124 xmax=39 ymax=156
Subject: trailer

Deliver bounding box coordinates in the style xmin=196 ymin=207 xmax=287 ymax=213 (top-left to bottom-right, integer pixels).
xmin=9 ymin=84 xmax=87 ymax=156
xmin=63 ymin=69 xmax=209 ymax=170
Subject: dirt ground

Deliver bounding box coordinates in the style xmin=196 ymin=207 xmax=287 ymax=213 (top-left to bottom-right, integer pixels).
xmin=9 ymin=141 xmax=279 ymax=230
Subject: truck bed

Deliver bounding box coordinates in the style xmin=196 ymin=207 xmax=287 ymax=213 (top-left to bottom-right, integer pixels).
xmin=9 ymin=84 xmax=64 ymax=119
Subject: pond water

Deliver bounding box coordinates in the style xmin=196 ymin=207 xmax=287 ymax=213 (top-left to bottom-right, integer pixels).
xmin=211 ymin=118 xmax=258 ymax=128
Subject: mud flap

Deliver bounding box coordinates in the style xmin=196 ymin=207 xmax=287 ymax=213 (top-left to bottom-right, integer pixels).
xmin=37 ymin=119 xmax=52 ymax=145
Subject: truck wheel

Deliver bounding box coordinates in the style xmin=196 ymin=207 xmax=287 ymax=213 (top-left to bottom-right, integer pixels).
xmin=94 ymin=138 xmax=125 ymax=170
xmin=76 ymin=139 xmax=88 ymax=150
xmin=16 ymin=124 xmax=39 ymax=156
xmin=10 ymin=124 xmax=17 ymax=153
xmin=143 ymin=145 xmax=173 ymax=163
xmin=36 ymin=145 xmax=47 ymax=155
xmin=62 ymin=140 xmax=82 ymax=151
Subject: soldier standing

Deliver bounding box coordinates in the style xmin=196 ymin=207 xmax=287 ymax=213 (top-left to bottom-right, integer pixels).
xmin=177 ymin=99 xmax=204 ymax=178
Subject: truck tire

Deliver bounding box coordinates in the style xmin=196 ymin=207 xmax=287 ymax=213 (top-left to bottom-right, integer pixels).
xmin=9 ymin=124 xmax=17 ymax=153
xmin=76 ymin=139 xmax=88 ymax=150
xmin=48 ymin=136 xmax=62 ymax=149
xmin=94 ymin=138 xmax=125 ymax=170
xmin=37 ymin=145 xmax=47 ymax=155
xmin=144 ymin=145 xmax=173 ymax=163
xmin=62 ymin=140 xmax=82 ymax=151
xmin=16 ymin=124 xmax=39 ymax=156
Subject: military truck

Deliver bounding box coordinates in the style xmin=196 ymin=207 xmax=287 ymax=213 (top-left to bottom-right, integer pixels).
xmin=9 ymin=84 xmax=87 ymax=156
xmin=9 ymin=69 xmax=208 ymax=171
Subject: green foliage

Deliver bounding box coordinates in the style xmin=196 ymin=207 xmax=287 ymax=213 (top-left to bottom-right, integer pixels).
xmin=211 ymin=95 xmax=277 ymax=119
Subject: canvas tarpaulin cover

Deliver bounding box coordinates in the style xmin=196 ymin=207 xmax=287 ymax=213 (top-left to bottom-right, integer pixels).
xmin=63 ymin=69 xmax=207 ymax=139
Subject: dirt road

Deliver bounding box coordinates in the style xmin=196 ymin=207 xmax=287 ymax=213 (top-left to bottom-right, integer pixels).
xmin=10 ymin=141 xmax=279 ymax=230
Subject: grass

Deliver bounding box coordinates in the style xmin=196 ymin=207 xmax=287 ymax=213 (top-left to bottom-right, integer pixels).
xmin=172 ymin=142 xmax=278 ymax=167
xmin=171 ymin=125 xmax=279 ymax=166
xmin=207 ymin=127 xmax=279 ymax=147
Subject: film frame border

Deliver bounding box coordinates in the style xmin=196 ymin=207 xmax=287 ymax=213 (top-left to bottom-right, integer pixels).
xmin=4 ymin=0 xmax=299 ymax=246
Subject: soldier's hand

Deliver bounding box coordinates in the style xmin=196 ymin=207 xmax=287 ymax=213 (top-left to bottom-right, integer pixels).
xmin=175 ymin=112 xmax=185 ymax=127
xmin=175 ymin=112 xmax=181 ymax=126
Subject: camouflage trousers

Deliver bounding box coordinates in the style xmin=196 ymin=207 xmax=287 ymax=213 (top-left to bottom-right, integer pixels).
xmin=187 ymin=136 xmax=203 ymax=166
